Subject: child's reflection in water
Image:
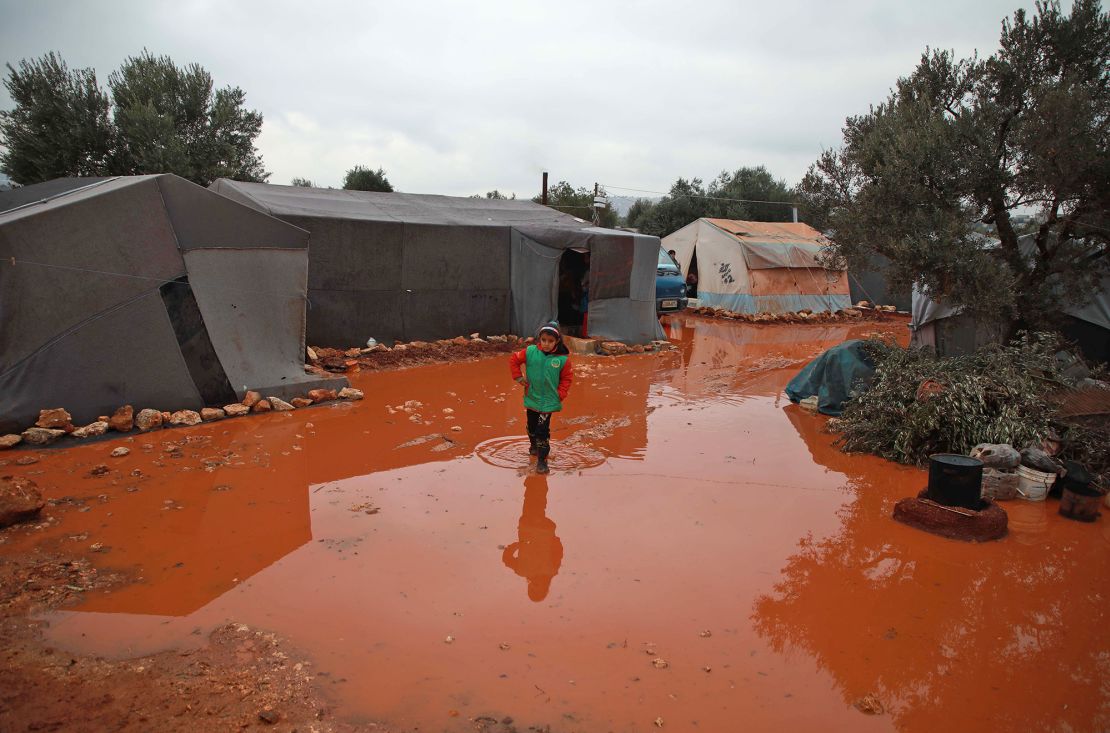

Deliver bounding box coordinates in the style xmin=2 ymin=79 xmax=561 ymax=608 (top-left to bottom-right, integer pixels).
xmin=502 ymin=474 xmax=563 ymax=602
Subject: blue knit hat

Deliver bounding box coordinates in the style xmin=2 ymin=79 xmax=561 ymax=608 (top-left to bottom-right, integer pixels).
xmin=538 ymin=321 xmax=562 ymax=340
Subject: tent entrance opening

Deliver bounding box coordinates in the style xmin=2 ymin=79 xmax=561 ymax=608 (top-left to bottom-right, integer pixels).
xmin=687 ymin=249 xmax=699 ymax=298
xmin=558 ymin=248 xmax=589 ymax=336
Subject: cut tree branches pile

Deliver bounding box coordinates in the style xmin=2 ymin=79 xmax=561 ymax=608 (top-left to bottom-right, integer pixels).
xmin=831 ymin=333 xmax=1109 ymax=485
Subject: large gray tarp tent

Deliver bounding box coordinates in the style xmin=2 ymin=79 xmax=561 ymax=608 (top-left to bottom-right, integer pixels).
xmin=0 ymin=174 xmax=343 ymax=433
xmin=209 ymin=180 xmax=663 ymax=346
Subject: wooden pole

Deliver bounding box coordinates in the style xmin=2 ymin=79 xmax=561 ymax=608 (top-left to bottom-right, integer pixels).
xmin=541 ymin=172 xmax=548 ymax=206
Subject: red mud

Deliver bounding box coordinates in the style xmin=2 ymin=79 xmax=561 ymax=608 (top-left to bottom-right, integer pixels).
xmin=1 ymin=314 xmax=1108 ymax=732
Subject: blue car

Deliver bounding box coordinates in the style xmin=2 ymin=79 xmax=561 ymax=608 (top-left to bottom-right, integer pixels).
xmin=656 ymin=247 xmax=688 ymax=314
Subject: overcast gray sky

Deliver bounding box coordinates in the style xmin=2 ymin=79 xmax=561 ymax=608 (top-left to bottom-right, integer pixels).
xmin=1 ymin=0 xmax=1044 ymax=196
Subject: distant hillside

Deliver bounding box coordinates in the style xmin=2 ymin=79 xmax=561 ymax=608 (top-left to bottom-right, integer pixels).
xmin=607 ymin=194 xmax=659 ymax=218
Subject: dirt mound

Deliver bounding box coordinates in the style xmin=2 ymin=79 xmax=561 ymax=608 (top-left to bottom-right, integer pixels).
xmin=0 ymin=544 xmax=360 ymax=732
xmin=310 ymin=336 xmax=524 ymax=374
xmin=893 ymin=489 xmax=1008 ymax=542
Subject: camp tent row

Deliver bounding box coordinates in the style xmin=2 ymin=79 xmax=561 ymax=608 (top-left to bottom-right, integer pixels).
xmin=664 ymin=219 xmax=851 ymax=314
xmin=1 ymin=176 xmax=662 ymax=432
xmin=208 ymin=179 xmax=664 ymax=347
xmin=0 ymin=175 xmax=343 ymax=433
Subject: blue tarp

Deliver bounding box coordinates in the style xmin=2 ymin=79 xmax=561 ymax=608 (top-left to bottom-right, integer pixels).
xmin=785 ymin=339 xmax=877 ymax=416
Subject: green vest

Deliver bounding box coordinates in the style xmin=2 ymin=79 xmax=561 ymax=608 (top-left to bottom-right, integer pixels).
xmin=523 ymin=345 xmax=568 ymax=413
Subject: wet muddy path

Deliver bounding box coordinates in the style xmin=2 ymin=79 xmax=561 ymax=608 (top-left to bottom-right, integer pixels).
xmin=3 ymin=315 xmax=1107 ymax=732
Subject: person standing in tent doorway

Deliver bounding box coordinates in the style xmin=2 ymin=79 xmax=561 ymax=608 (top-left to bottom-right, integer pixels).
xmin=509 ymin=322 xmax=574 ymax=474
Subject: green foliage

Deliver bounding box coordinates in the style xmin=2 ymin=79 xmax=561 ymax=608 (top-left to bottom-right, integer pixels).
xmin=108 ymin=51 xmax=267 ymax=184
xmin=632 ymin=166 xmax=796 ymax=237
xmin=0 ymin=50 xmax=268 ymax=186
xmin=623 ymin=197 xmax=654 ymax=229
xmin=836 ymin=333 xmax=1078 ymax=467
xmin=470 ymin=190 xmax=515 ymax=199
xmin=799 ymin=0 xmax=1110 ymax=333
xmin=532 ymin=181 xmax=617 ymax=228
xmin=342 ymin=165 xmax=393 ymax=192
xmin=0 ymin=53 xmax=113 ymax=183
xmin=290 ymin=177 xmax=315 ymax=187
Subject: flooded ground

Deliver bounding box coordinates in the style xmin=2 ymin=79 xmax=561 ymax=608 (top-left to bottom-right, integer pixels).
xmin=2 ymin=314 xmax=1108 ymax=732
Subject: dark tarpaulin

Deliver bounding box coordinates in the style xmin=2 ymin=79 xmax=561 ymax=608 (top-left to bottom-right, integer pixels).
xmin=210 ymin=180 xmax=663 ymax=345
xmin=0 ymin=174 xmax=343 ymax=433
xmin=509 ymin=225 xmax=662 ymax=341
xmin=0 ymin=177 xmax=113 ymax=214
xmin=784 ymin=340 xmax=878 ymax=416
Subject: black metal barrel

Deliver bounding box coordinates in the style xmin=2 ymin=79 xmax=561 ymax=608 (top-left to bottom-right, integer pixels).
xmin=927 ymin=454 xmax=984 ymax=509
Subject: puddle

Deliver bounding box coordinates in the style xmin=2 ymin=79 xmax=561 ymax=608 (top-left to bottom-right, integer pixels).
xmin=3 ymin=315 xmax=1107 ymax=732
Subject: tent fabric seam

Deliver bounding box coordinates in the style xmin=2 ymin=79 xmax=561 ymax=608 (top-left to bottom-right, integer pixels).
xmin=0 ymin=176 xmax=123 ymax=218
xmin=154 ymin=177 xmax=184 ymax=252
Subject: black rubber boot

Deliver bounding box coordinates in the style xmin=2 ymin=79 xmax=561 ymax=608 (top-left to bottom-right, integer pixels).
xmin=536 ymin=446 xmax=550 ymax=474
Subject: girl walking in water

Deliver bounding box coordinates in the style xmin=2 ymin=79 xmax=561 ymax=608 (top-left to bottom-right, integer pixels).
xmin=508 ymin=323 xmax=574 ymax=474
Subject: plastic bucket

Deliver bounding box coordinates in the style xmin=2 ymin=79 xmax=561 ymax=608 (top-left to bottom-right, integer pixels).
xmin=927 ymin=454 xmax=984 ymax=510
xmin=1059 ymin=487 xmax=1102 ymax=522
xmin=1016 ymin=464 xmax=1055 ymax=501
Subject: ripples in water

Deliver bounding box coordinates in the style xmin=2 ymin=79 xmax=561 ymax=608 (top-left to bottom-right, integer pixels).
xmin=475 ymin=436 xmax=606 ymax=472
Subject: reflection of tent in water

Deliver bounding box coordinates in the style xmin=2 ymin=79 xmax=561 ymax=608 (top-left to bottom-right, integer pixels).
xmin=209 ymin=180 xmax=663 ymax=346
xmin=68 ymin=350 xmax=659 ymax=617
xmin=754 ymin=403 xmax=1110 ymax=732
xmin=662 ymin=317 xmax=853 ymax=399
xmin=502 ymin=474 xmax=563 ymax=602
xmin=73 ymin=417 xmax=312 ymax=617
xmin=664 ymin=219 xmax=851 ymax=314
xmin=0 ymin=174 xmax=341 ymax=433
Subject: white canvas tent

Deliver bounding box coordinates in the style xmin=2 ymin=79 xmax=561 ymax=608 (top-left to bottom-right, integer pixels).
xmin=664 ymin=219 xmax=851 ymax=314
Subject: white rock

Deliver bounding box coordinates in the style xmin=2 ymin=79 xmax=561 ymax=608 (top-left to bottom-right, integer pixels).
xmin=21 ymin=427 xmax=65 ymax=445
xmin=168 ymin=410 xmax=202 ymax=426
xmin=338 ymin=387 xmax=364 ymax=401
xmin=72 ymin=421 xmax=109 ymax=439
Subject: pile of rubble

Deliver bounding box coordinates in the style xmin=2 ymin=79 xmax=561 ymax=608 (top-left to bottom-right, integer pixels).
xmin=0 ymin=387 xmax=363 ymax=451
xmin=307 ymin=333 xmax=523 ymax=374
xmin=688 ymin=305 xmax=887 ymax=324
xmin=597 ymin=340 xmax=677 ymax=356
xmin=307 ymin=332 xmax=677 ymax=373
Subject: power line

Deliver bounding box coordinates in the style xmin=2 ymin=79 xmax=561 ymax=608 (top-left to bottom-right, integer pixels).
xmin=599 ymin=184 xmax=798 ymax=207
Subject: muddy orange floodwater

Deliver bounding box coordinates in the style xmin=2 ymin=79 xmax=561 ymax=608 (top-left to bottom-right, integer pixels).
xmin=4 ymin=315 xmax=1108 ymax=732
